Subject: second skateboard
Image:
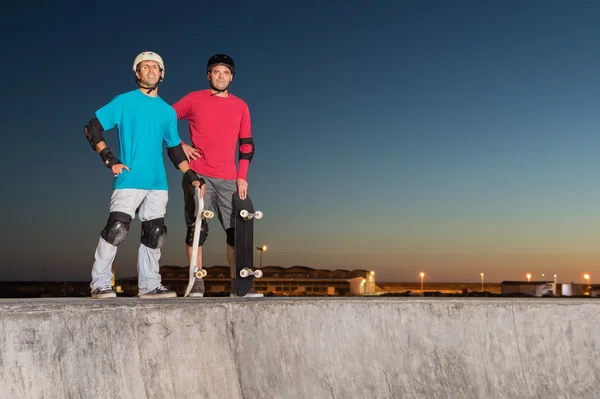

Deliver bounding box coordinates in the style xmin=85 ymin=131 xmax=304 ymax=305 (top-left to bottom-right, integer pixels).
xmin=232 ymin=192 xmax=264 ymax=297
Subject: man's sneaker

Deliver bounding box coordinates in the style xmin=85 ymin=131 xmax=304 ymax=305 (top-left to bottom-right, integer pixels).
xmin=230 ymin=289 xmax=264 ymax=298
xmin=139 ymin=285 xmax=177 ymax=299
xmin=188 ymin=279 xmax=205 ymax=298
xmin=91 ymin=285 xmax=116 ymax=299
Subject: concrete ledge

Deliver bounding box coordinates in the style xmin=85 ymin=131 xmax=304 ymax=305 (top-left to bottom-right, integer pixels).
xmin=1 ymin=298 xmax=599 ymax=399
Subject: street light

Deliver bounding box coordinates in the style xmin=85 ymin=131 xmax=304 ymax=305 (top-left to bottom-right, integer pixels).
xmin=420 ymin=272 xmax=425 ymax=296
xmin=480 ymin=273 xmax=484 ymax=292
xmin=584 ymin=273 xmax=590 ymax=289
xmin=526 ymin=273 xmax=531 ymax=283
xmin=256 ymin=245 xmax=267 ymax=268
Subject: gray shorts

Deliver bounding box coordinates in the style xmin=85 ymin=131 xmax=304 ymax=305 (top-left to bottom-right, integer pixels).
xmin=183 ymin=173 xmax=236 ymax=231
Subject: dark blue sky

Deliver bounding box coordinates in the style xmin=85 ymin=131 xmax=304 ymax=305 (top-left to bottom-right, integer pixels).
xmin=3 ymin=0 xmax=600 ymax=283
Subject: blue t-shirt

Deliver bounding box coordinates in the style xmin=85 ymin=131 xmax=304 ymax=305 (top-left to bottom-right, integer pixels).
xmin=95 ymin=89 xmax=180 ymax=190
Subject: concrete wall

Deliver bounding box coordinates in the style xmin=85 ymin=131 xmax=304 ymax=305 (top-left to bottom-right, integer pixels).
xmin=1 ymin=298 xmax=599 ymax=399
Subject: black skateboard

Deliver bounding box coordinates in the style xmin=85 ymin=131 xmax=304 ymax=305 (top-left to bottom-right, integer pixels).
xmin=233 ymin=192 xmax=264 ymax=296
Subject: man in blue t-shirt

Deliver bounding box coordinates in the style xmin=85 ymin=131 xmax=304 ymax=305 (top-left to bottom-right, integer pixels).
xmin=84 ymin=51 xmax=205 ymax=299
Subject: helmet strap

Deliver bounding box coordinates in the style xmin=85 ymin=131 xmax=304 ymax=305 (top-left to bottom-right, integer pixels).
xmin=135 ymin=69 xmax=163 ymax=94
xmin=209 ymin=79 xmax=229 ymax=95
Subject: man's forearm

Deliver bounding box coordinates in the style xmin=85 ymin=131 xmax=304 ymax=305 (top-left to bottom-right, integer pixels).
xmin=95 ymin=141 xmax=107 ymax=153
xmin=237 ymin=160 xmax=249 ymax=181
xmin=178 ymin=160 xmax=191 ymax=173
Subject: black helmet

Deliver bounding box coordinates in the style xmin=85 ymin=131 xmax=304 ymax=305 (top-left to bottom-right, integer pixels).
xmin=207 ymin=54 xmax=235 ymax=75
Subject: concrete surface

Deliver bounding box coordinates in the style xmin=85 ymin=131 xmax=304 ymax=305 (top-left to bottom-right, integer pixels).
xmin=0 ymin=297 xmax=599 ymax=399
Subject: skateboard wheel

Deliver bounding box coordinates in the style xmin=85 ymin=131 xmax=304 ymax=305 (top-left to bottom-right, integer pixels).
xmin=203 ymin=210 xmax=214 ymax=219
xmin=240 ymin=268 xmax=250 ymax=278
xmin=240 ymin=209 xmax=249 ymax=218
xmin=195 ymin=269 xmax=207 ymax=279
xmin=255 ymin=269 xmax=263 ymax=278
xmin=254 ymin=211 xmax=263 ymax=219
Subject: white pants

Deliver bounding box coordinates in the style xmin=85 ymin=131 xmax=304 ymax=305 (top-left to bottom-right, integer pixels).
xmin=90 ymin=189 xmax=168 ymax=294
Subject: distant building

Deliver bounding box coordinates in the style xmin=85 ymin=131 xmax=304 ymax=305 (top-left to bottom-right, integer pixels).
xmin=501 ymin=281 xmax=599 ymax=297
xmin=500 ymin=281 xmax=554 ymax=296
xmin=0 ymin=281 xmax=90 ymax=298
xmin=118 ymin=265 xmax=378 ymax=297
xmin=501 ymin=281 xmax=554 ymax=296
xmin=561 ymin=283 xmax=599 ymax=297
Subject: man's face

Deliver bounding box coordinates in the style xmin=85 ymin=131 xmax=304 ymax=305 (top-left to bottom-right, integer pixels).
xmin=208 ymin=65 xmax=233 ymax=91
xmin=136 ymin=60 xmax=161 ymax=86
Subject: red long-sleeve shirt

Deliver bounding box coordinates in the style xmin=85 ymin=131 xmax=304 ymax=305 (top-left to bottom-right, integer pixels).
xmin=173 ymin=89 xmax=252 ymax=180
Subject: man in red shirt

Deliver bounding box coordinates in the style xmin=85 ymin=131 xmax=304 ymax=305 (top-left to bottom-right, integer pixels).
xmin=173 ymin=54 xmax=261 ymax=297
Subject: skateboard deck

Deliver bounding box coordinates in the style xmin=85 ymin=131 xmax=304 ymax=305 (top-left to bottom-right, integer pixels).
xmin=233 ymin=192 xmax=264 ymax=296
xmin=184 ymin=187 xmax=214 ymax=297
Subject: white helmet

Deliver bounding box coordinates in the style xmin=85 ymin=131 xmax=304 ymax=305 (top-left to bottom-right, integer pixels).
xmin=133 ymin=51 xmax=165 ymax=79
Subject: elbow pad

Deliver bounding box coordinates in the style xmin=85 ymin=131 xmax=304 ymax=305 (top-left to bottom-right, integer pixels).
xmin=238 ymin=137 xmax=255 ymax=162
xmin=84 ymin=118 xmax=105 ymax=150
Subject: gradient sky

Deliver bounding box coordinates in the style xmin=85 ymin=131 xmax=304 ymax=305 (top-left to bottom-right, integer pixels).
xmin=3 ymin=0 xmax=600 ymax=283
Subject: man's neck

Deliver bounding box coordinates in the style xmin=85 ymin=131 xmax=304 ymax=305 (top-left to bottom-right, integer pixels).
xmin=210 ymin=89 xmax=229 ymax=97
xmin=138 ymin=87 xmax=158 ymax=97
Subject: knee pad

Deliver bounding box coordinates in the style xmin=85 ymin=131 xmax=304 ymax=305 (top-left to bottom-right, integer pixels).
xmin=185 ymin=219 xmax=208 ymax=247
xmin=226 ymin=227 xmax=235 ymax=247
xmin=141 ymin=218 xmax=167 ymax=249
xmin=100 ymin=212 xmax=131 ymax=246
